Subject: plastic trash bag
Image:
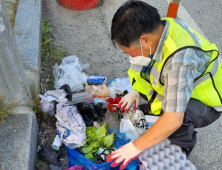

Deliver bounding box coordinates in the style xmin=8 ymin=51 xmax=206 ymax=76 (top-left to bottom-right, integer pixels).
xmin=129 ymin=109 xmax=148 ymax=135
xmin=64 ymin=166 xmax=85 ymax=170
xmin=39 ymin=89 xmax=68 ymax=115
xmin=53 ymin=56 xmax=89 ymax=92
xmin=108 ymin=77 xmax=133 ymax=97
xmin=85 ymin=84 xmax=110 ymax=97
xmin=59 ymin=84 xmax=72 ymax=101
xmin=66 ymin=129 xmax=139 ymax=170
xmin=120 ymin=114 xmax=141 ymax=141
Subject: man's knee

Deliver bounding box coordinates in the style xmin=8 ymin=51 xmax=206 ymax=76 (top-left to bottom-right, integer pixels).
xmin=185 ymin=99 xmax=221 ymax=128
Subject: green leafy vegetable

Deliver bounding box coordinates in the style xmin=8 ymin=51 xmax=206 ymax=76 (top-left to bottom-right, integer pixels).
xmin=94 ymin=122 xmax=109 ymax=139
xmin=101 ymin=132 xmax=116 ymax=149
xmin=80 ymin=141 xmax=100 ymax=154
xmin=80 ymin=122 xmax=115 ymax=162
xmin=84 ymin=152 xmax=95 ymax=162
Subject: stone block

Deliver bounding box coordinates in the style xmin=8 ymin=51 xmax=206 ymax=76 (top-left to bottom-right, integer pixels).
xmin=0 ymin=106 xmax=38 ymax=170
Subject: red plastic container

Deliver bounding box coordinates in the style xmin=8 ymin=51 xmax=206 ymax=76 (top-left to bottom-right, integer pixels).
xmin=107 ymin=97 xmax=122 ymax=112
xmin=58 ymin=0 xmax=100 ymax=11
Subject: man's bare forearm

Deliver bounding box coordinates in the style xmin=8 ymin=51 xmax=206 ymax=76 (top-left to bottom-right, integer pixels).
xmin=133 ymin=112 xmax=184 ymax=151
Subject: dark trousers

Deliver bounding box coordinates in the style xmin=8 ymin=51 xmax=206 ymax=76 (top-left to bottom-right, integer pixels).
xmin=139 ymin=98 xmax=221 ymax=147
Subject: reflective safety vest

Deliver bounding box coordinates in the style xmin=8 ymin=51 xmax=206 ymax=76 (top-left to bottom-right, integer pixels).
xmin=128 ymin=18 xmax=222 ymax=115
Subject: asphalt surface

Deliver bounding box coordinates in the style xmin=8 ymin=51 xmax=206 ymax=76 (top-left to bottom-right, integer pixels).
xmin=43 ymin=0 xmax=222 ymax=169
xmin=180 ymin=1 xmax=222 ymax=169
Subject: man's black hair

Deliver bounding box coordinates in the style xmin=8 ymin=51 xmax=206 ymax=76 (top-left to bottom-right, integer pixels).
xmin=111 ymin=0 xmax=161 ymax=47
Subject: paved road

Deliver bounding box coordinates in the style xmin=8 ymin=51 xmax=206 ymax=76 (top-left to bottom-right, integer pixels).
xmin=177 ymin=1 xmax=222 ymax=169
xmin=182 ymin=0 xmax=222 ymax=50
xmin=44 ymin=0 xmax=222 ymax=169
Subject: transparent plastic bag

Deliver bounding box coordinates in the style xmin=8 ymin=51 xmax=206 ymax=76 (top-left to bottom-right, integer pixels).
xmin=53 ymin=56 xmax=89 ymax=92
xmin=85 ymin=84 xmax=110 ymax=97
xmin=120 ymin=114 xmax=140 ymax=141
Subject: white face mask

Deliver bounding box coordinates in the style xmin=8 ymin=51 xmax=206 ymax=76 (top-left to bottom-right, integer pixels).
xmin=129 ymin=40 xmax=152 ymax=66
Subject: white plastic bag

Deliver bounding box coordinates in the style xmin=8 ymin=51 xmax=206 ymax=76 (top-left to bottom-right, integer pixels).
xmin=130 ymin=109 xmax=148 ymax=134
xmin=120 ymin=114 xmax=141 ymax=141
xmin=120 ymin=110 xmax=148 ymax=141
xmin=53 ymin=56 xmax=89 ymax=92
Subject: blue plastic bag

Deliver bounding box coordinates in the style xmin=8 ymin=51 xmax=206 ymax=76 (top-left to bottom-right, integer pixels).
xmin=66 ymin=129 xmax=139 ymax=170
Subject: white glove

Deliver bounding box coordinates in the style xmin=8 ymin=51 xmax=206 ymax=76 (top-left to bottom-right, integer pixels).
xmin=117 ymin=90 xmax=140 ymax=111
xmin=106 ymin=141 xmax=142 ymax=169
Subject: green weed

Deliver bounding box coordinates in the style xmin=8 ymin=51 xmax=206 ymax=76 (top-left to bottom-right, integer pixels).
xmin=0 ymin=96 xmax=16 ymax=122
xmin=30 ymin=18 xmax=69 ymax=124
xmin=35 ymin=160 xmax=42 ymax=168
xmin=41 ymin=18 xmax=69 ymax=92
xmin=98 ymin=0 xmax=104 ymax=6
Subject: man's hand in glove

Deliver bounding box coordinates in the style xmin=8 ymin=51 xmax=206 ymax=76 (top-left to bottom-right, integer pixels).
xmin=106 ymin=142 xmax=142 ymax=170
xmin=38 ymin=145 xmax=61 ymax=166
xmin=117 ymin=90 xmax=140 ymax=111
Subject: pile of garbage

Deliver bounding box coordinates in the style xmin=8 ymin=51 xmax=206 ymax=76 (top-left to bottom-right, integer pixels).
xmin=37 ymin=56 xmax=197 ymax=170
xmin=38 ymin=56 xmax=140 ymax=170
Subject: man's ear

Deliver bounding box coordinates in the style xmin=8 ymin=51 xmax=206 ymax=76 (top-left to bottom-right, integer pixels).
xmin=140 ymin=34 xmax=153 ymax=50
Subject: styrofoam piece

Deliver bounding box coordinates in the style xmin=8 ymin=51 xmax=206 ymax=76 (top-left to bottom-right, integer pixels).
xmin=160 ymin=142 xmax=165 ymax=149
xmin=148 ymin=147 xmax=155 ymax=156
xmin=139 ymin=139 xmax=197 ymax=170
xmin=169 ymin=145 xmax=176 ymax=153
xmin=154 ymin=144 xmax=160 ymax=152
xmin=178 ymin=159 xmax=186 ymax=167
xmin=172 ymin=162 xmax=181 ymax=169
xmin=146 ymin=157 xmax=153 ymax=167
xmin=156 ymin=161 xmax=164 ymax=170
xmin=142 ymin=150 xmax=149 ymax=160
xmin=152 ymin=154 xmax=159 ymax=163
xmin=141 ymin=160 xmax=148 ymax=168
xmin=163 ymin=158 xmax=170 ymax=167
xmin=159 ymin=151 xmax=164 ymax=160
xmin=168 ymin=155 xmax=175 ymax=164
xmin=150 ymin=165 xmax=159 ymax=170
xmin=167 ymin=166 xmax=175 ymax=170
xmin=163 ymin=148 xmax=170 ymax=157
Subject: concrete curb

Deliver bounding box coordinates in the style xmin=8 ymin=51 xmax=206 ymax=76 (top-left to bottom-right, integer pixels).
xmin=0 ymin=106 xmax=39 ymax=170
xmin=14 ymin=0 xmax=42 ymax=93
xmin=0 ymin=0 xmax=43 ymax=169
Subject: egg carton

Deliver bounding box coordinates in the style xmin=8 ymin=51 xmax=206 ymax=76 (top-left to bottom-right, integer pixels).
xmin=138 ymin=139 xmax=197 ymax=170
